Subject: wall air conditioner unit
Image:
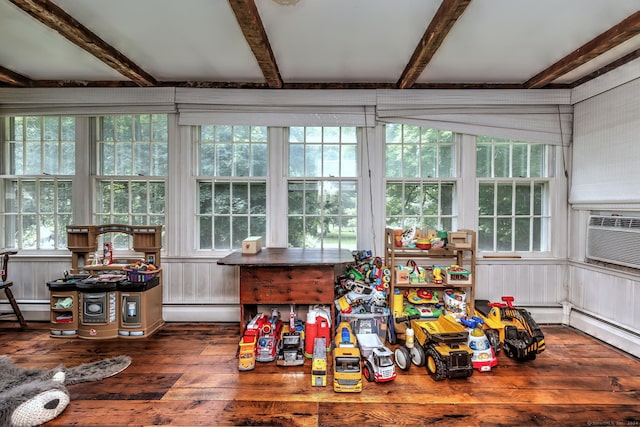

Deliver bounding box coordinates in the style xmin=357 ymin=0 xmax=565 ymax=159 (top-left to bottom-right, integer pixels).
xmin=586 ymin=215 xmax=640 ymax=270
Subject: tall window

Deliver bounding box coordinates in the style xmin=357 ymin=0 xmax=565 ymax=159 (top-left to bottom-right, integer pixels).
xmin=476 ymin=136 xmax=552 ymax=252
xmin=288 ymin=126 xmax=357 ymax=249
xmin=196 ymin=125 xmax=267 ymax=250
xmin=385 ymin=124 xmax=456 ymax=230
xmin=2 ymin=116 xmax=75 ymax=249
xmin=95 ymin=114 xmax=167 ymax=234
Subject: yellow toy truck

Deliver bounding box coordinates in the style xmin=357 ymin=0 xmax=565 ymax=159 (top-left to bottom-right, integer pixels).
xmin=332 ymin=321 xmax=362 ymax=392
xmin=394 ymin=314 xmax=473 ymax=381
xmin=311 ymin=337 xmax=327 ymax=387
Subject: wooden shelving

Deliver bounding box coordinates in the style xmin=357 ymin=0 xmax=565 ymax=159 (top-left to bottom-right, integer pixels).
xmin=384 ymin=228 xmax=476 ymax=341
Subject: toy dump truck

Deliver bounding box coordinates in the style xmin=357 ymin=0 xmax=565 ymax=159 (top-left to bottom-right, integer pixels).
xmin=474 ymin=296 xmax=545 ymax=361
xmin=394 ymin=314 xmax=473 ymax=381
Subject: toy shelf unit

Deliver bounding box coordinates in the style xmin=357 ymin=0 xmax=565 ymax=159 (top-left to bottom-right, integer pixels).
xmin=384 ymin=228 xmax=476 ymax=342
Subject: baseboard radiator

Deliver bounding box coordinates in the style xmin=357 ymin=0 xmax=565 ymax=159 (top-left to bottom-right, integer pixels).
xmin=587 ymin=215 xmax=640 ymax=270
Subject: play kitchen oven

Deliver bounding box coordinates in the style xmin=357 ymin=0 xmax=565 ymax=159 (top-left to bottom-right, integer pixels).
xmin=76 ymin=280 xmax=119 ymax=339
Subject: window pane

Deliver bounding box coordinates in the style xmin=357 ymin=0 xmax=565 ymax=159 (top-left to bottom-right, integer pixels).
xmin=214 ymin=182 xmax=231 ymax=214
xmin=25 ymin=142 xmax=41 ymax=174
xmin=216 ymin=144 xmax=233 ymax=176
xmin=199 ymin=217 xmax=213 ymax=249
xmin=515 ymin=218 xmax=530 ymax=251
xmin=420 ymin=144 xmax=437 ymax=178
xmin=478 ymin=218 xmax=494 ymax=251
xmin=496 ymin=218 xmax=512 ymax=251
xmin=305 ymin=145 xmax=322 ymax=177
xmin=478 ymin=183 xmax=494 ymax=216
xmin=496 ymin=183 xmax=512 ymax=216
xmin=199 ymin=143 xmax=214 ymax=176
xmin=385 ymin=145 xmax=402 ymax=178
xmin=515 ymin=183 xmax=531 ymax=215
xmin=231 ymin=183 xmax=248 ymax=214
xmin=289 ymin=144 xmax=305 ymax=177
xmin=494 ymin=144 xmax=510 ymax=177
xmin=476 ymin=144 xmax=491 ymax=177
xmin=530 ymin=144 xmax=545 ymax=178
xmin=199 ymin=182 xmax=213 ymax=214
xmin=512 ymin=144 xmax=528 ymax=178
xmin=252 ymin=143 xmax=268 ymax=176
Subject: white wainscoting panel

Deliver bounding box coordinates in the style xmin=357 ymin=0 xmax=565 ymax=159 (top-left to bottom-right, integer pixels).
xmin=568 ymin=264 xmax=639 ymax=332
xmin=475 ymin=261 xmax=567 ymax=306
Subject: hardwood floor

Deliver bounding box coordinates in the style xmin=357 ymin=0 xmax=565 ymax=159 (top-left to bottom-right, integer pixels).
xmin=1 ymin=321 xmax=639 ymax=427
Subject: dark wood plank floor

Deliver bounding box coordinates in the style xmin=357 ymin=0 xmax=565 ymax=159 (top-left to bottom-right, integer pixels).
xmin=1 ymin=321 xmax=639 ymax=427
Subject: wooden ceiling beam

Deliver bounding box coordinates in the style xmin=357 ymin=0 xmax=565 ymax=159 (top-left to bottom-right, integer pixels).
xmin=397 ymin=0 xmax=471 ymax=89
xmin=0 ymin=65 xmax=32 ymax=87
xmin=525 ymin=11 xmax=640 ymax=88
xmin=228 ymin=0 xmax=283 ymax=89
xmin=8 ymin=0 xmax=157 ymax=87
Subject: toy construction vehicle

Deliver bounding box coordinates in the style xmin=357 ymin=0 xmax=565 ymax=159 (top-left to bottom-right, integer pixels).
xmin=474 ymin=296 xmax=545 ymax=361
xmin=394 ymin=314 xmax=473 ymax=381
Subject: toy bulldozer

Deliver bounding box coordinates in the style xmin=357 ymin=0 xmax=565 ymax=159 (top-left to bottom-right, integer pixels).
xmin=474 ymin=296 xmax=545 ymax=361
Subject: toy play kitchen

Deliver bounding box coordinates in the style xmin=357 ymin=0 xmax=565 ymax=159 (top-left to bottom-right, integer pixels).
xmin=46 ymin=224 xmax=164 ymax=339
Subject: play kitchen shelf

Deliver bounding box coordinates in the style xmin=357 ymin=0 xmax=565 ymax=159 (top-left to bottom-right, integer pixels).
xmin=384 ymin=228 xmax=476 ymax=342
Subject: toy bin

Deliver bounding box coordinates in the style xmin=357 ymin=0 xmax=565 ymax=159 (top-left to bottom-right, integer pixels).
xmin=443 ymin=289 xmax=467 ymax=319
xmin=338 ymin=311 xmax=390 ymax=350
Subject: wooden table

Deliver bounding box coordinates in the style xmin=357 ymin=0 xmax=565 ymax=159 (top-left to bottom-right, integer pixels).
xmin=217 ymin=248 xmax=352 ymax=334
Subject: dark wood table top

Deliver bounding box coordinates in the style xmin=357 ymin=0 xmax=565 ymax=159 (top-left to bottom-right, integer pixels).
xmin=217 ymin=248 xmax=353 ymax=267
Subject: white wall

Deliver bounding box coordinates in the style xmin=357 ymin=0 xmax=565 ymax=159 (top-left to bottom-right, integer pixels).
xmin=567 ymin=62 xmax=640 ymax=357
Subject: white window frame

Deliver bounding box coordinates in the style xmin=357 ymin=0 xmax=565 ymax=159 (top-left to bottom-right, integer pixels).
xmin=285 ymin=126 xmax=359 ymax=250
xmin=1 ymin=116 xmax=76 ymax=251
xmin=475 ymin=138 xmax=554 ymax=254
xmin=193 ymin=124 xmax=268 ymax=251
xmin=384 ymin=123 xmax=459 ymax=232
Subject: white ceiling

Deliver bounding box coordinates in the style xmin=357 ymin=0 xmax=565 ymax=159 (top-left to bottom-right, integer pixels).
xmin=0 ymin=0 xmax=639 ymax=88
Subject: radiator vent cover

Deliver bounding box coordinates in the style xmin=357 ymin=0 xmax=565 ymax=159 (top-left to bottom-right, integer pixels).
xmin=586 ymin=215 xmax=640 ymax=269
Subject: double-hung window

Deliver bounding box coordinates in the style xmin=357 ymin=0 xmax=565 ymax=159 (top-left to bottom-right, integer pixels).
xmin=287 ymin=126 xmax=358 ymax=249
xmin=476 ymin=136 xmax=552 ymax=252
xmin=2 ymin=116 xmax=75 ymax=249
xmin=385 ymin=124 xmax=456 ymax=231
xmin=196 ymin=125 xmax=267 ymax=250
xmin=95 ymin=114 xmax=167 ymax=248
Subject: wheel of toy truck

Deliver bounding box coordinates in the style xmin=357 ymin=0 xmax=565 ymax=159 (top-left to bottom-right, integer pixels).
xmin=410 ymin=344 xmax=426 ymax=367
xmin=363 ymin=361 xmax=375 ymax=382
xmin=394 ymin=346 xmax=411 ymax=371
xmin=426 ymin=347 xmax=447 ymax=381
xmin=485 ymin=329 xmax=501 ymax=353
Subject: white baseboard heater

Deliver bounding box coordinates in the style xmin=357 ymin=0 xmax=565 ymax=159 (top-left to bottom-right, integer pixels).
xmin=586 ymin=215 xmax=640 ymax=270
